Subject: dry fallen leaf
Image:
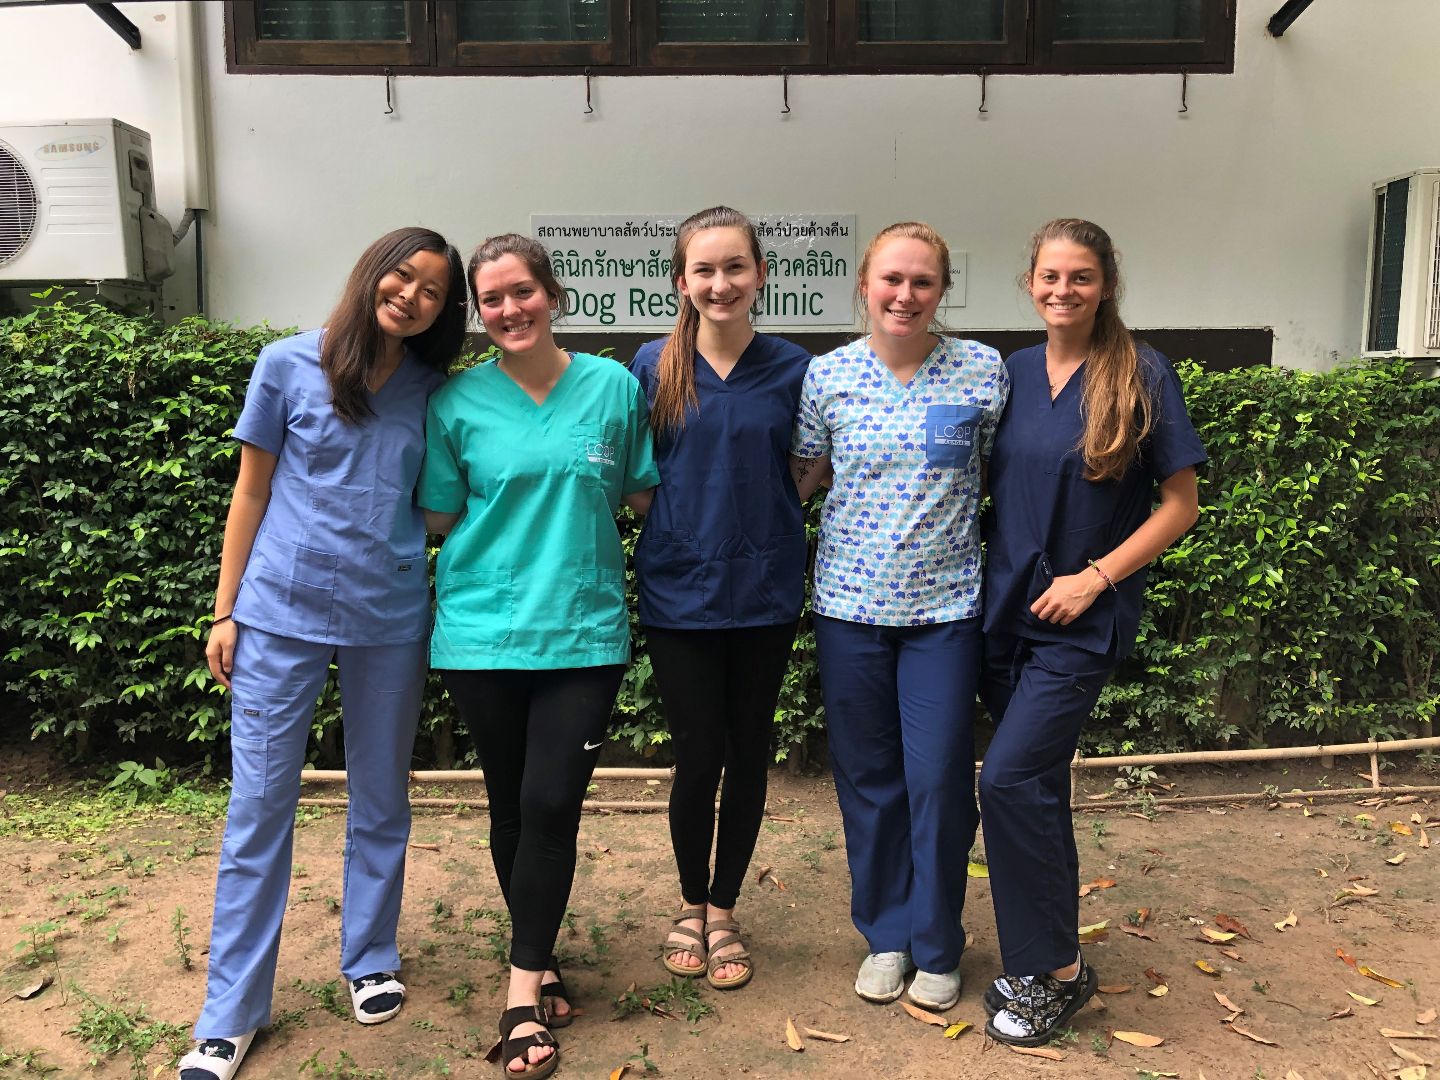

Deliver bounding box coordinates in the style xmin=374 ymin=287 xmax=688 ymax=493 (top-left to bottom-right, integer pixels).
xmin=755 ymin=865 xmax=774 ymax=885
xmin=1419 ymin=1009 xmax=1438 ymax=1026
xmin=1144 ymin=967 xmax=1167 ymax=985
xmin=1148 ymin=984 xmax=1170 ymax=998
xmin=1326 ymin=1006 xmax=1355 ymax=1021
xmin=1078 ymin=920 xmax=1110 ymax=944
xmin=1097 ymin=983 xmax=1132 ymax=994
xmin=1422 ymin=828 xmax=1431 ymax=849
xmin=785 ymin=1017 xmax=805 ymax=1051
xmin=1078 ymin=919 xmax=1109 ymax=935
xmin=1009 ymin=1045 xmax=1065 ymax=1061
xmin=943 ymin=1021 xmax=972 ymax=1039
xmin=1227 ymin=1022 xmax=1279 ymax=1045
xmin=1219 ymin=948 xmax=1246 ymax=962
xmin=1122 ymin=925 xmax=1157 ymax=941
xmin=900 ymin=1001 xmax=948 ymax=1027
xmin=1202 ymin=928 xmax=1238 ymax=943
xmin=1214 ymin=914 xmax=1256 ymax=940
xmin=409 ymin=842 xmax=440 ymax=852
xmin=1316 ymin=867 xmax=1330 ymax=878
xmin=1337 ymin=948 xmax=1359 ymax=967
xmin=1274 ymin=911 xmax=1298 ymax=932
xmin=1344 ymin=884 xmax=1381 ymax=898
xmin=1361 ymin=965 xmax=1406 ymax=989
xmin=1388 ymin=853 xmax=1408 ymax=865
xmin=1392 ymin=1044 xmax=1435 ymax=1067
xmin=1393 ymin=822 xmax=1415 ymax=836
xmin=1087 ymin=996 xmax=1108 ymax=1013
xmin=1214 ymin=991 xmax=1244 ymax=1015
xmin=1135 ymin=907 xmax=1152 ymax=928
xmin=13 ymin=973 xmax=52 ymax=1001
xmin=1396 ymin=1066 xmax=1427 ymax=1080
xmin=1113 ymin=1030 xmax=1165 ymax=1047
xmin=967 ymin=861 xmax=989 ymax=878
xmin=1194 ymin=959 xmax=1221 ymax=976
xmin=609 ymin=1065 xmax=632 ymax=1080
xmin=802 ymin=1027 xmax=850 ymax=1043
xmin=1347 ymin=991 xmax=1380 ymax=1006
xmin=1383 ymin=1030 xmax=1440 ymax=1041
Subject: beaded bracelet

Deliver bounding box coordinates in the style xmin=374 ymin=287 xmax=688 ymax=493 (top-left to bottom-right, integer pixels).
xmin=1087 ymin=560 xmax=1118 ymax=593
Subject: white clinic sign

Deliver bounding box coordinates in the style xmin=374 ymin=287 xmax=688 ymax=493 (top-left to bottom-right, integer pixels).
xmin=532 ymin=213 xmax=857 ymax=329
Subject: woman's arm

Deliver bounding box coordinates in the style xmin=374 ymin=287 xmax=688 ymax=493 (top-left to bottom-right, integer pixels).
xmin=622 ymin=488 xmax=654 ymax=516
xmin=424 ymin=509 xmax=461 ymax=537
xmin=1030 ymin=466 xmax=1200 ymax=626
xmin=789 ymin=453 xmax=831 ymax=502
xmin=205 ymin=444 xmax=278 ymax=689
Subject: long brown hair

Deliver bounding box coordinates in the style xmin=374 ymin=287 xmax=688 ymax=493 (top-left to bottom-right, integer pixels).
xmin=322 ymin=227 xmax=466 ymax=424
xmin=1026 ymin=218 xmax=1152 ymax=483
xmin=855 ymin=221 xmax=953 ymax=335
xmin=651 ymin=206 xmax=763 ymax=437
xmin=466 ymin=233 xmax=568 ymax=321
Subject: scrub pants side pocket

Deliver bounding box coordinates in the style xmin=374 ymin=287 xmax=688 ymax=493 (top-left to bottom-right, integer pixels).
xmin=575 ymin=568 xmax=627 ymax=646
xmin=229 ymin=731 xmax=268 ymax=800
xmin=924 ymin=404 xmax=983 ymax=469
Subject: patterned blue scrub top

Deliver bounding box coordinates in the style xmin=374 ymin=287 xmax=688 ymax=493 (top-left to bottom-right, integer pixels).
xmin=791 ymin=335 xmax=1009 ymax=626
xmin=230 ymin=329 xmax=445 ymax=646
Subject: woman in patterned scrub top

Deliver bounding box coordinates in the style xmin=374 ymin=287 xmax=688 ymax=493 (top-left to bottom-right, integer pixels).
xmin=790 ymin=222 xmax=1008 ymax=1012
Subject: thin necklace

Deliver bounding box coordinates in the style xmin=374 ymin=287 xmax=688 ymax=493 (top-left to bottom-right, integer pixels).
xmin=1046 ymin=349 xmax=1089 ymax=397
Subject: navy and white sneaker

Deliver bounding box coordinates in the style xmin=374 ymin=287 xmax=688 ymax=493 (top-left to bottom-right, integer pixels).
xmin=178 ymin=1030 xmax=255 ymax=1080
xmin=982 ymin=972 xmax=1035 ymax=1017
xmin=985 ymin=958 xmax=1097 ymax=1046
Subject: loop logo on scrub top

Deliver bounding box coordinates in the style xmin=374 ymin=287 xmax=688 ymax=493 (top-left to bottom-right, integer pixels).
xmin=584 ymin=436 xmax=617 ymax=467
xmin=925 ymin=403 xmax=982 ymax=469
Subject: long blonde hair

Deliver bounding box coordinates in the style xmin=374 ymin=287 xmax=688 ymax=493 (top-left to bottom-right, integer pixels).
xmin=855 ymin=221 xmax=953 ymax=335
xmin=1027 ymin=218 xmax=1152 ymax=483
xmin=651 ymin=206 xmax=763 ymax=437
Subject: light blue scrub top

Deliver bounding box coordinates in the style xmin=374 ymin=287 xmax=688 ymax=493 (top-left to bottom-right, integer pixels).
xmin=230 ymin=329 xmax=445 ymax=646
xmin=420 ymin=353 xmax=660 ymax=670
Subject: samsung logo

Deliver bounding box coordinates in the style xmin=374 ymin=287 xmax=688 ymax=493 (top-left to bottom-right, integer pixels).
xmin=36 ymin=137 xmax=106 ymax=160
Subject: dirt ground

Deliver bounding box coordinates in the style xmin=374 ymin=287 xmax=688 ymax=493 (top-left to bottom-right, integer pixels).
xmin=3 ymin=750 xmax=1439 ymax=1080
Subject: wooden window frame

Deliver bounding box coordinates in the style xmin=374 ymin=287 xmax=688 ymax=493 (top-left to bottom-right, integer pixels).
xmin=832 ymin=0 xmax=1027 ymax=68
xmin=228 ymin=0 xmax=432 ymax=67
xmin=224 ymin=1 xmax=1234 ymax=75
xmin=435 ymin=1 xmax=629 ymax=68
xmin=634 ymin=1 xmax=827 ymax=70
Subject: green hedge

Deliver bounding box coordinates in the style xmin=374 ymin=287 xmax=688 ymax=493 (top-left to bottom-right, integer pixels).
xmin=2 ymin=298 xmax=1437 ymax=765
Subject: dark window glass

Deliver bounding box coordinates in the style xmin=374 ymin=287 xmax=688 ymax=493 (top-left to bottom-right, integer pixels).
xmin=1368 ymin=179 xmax=1410 ymax=352
xmin=255 ymin=0 xmax=407 ymax=41
xmin=657 ymin=0 xmax=807 ymax=43
xmin=456 ymin=0 xmax=610 ymax=42
xmin=858 ymin=0 xmax=1006 ymax=42
xmin=1055 ymin=0 xmax=1203 ymax=41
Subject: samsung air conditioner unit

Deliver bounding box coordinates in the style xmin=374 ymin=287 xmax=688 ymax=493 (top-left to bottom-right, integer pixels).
xmin=1362 ymin=168 xmax=1440 ymax=359
xmin=0 ymin=118 xmax=173 ymax=287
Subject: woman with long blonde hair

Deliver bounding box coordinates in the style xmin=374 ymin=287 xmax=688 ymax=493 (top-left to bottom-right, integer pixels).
xmin=978 ymin=219 xmax=1205 ymax=1046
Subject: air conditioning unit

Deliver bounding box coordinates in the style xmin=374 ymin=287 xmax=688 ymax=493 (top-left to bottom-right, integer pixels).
xmin=1362 ymin=168 xmax=1440 ymax=358
xmin=0 ymin=118 xmax=173 ymax=287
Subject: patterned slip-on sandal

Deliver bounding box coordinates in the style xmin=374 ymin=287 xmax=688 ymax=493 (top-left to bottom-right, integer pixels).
xmin=982 ymin=972 xmax=1034 ymax=1017
xmin=659 ymin=906 xmax=708 ymax=978
xmin=541 ymin=954 xmax=574 ymax=1029
xmin=177 ymin=1031 xmax=255 ymax=1080
xmin=349 ymin=971 xmax=406 ymax=1025
xmin=704 ymin=918 xmax=754 ymax=991
xmin=497 ymin=1004 xmax=559 ymax=1079
xmin=984 ymin=959 xmax=1097 ymax=1047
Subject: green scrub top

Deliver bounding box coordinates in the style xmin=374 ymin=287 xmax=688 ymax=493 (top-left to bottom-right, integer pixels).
xmin=421 ymin=352 xmax=660 ymax=670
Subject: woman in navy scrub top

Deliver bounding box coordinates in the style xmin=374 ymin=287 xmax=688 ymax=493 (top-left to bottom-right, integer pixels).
xmin=181 ymin=229 xmax=466 ymax=1080
xmin=979 ymin=219 xmax=1205 ymax=1047
xmin=631 ymin=206 xmax=819 ymax=991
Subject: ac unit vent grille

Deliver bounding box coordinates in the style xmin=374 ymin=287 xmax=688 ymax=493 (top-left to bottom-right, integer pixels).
xmin=0 ymin=141 xmax=39 ymax=266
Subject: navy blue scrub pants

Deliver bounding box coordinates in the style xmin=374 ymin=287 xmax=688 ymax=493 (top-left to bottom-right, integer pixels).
xmin=814 ymin=614 xmax=981 ymax=974
xmin=978 ymin=633 xmax=1116 ymax=977
xmin=196 ymin=625 xmax=425 ymax=1039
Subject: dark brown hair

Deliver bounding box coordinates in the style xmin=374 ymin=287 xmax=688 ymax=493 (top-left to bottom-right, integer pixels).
xmin=466 ymin=233 xmax=568 ymax=320
xmin=855 ymin=221 xmax=953 ymax=334
xmin=322 ymin=227 xmax=466 ymax=424
xmin=1026 ymin=218 xmax=1152 ymax=483
xmin=651 ymin=206 xmax=764 ymax=436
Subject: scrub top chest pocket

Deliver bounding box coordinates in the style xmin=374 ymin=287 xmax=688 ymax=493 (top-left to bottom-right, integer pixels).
xmin=573 ymin=422 xmax=623 ymax=492
xmin=925 ymin=404 xmax=983 ymax=469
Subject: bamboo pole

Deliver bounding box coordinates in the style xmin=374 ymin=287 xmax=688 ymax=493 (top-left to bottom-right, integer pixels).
xmin=1076 ymin=784 xmax=1440 ymax=811
xmin=297 ymin=797 xmax=668 ymax=812
xmin=300 ymin=767 xmax=671 ymax=784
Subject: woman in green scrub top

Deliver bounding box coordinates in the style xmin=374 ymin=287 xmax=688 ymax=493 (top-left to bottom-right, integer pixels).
xmin=420 ymin=234 xmax=659 ymax=1080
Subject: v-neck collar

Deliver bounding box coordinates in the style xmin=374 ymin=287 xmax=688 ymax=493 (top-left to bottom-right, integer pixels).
xmin=1039 ymin=349 xmax=1086 ymax=410
xmin=865 ymin=335 xmax=944 ymax=393
xmin=490 ymin=352 xmax=577 ymax=414
xmin=367 ymin=348 xmax=413 ymax=399
xmin=697 ymin=334 xmax=761 ymax=392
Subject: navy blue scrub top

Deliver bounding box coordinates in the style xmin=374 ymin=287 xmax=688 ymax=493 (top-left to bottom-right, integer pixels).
xmin=982 ymin=344 xmax=1206 ymax=657
xmin=629 ymin=333 xmax=811 ymax=628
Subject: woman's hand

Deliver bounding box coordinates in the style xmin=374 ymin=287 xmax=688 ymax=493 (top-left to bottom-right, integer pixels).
xmin=1029 ymin=570 xmax=1107 ymax=625
xmin=206 ymin=619 xmax=237 ymax=689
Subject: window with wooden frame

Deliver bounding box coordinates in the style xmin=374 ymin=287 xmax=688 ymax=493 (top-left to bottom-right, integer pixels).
xmin=226 ymin=0 xmax=1234 ymax=74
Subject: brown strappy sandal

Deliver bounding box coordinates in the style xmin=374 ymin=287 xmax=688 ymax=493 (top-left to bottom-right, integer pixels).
xmin=496 ymin=1004 xmax=559 ymax=1079
xmin=704 ymin=918 xmax=754 ymax=990
xmin=660 ymin=905 xmax=708 ymax=978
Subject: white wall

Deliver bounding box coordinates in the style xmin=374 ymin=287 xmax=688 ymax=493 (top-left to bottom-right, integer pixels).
xmin=2 ymin=0 xmax=1438 ymax=367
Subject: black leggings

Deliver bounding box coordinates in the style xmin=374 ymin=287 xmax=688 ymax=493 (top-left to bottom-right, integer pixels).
xmin=644 ymin=622 xmax=797 ymax=910
xmin=441 ymin=665 xmax=624 ymax=972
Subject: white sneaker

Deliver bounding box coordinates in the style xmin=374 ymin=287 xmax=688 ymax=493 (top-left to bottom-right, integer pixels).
xmin=855 ymin=951 xmax=915 ymax=1003
xmin=908 ymin=966 xmax=961 ymax=1011
xmin=178 ymin=1031 xmax=255 ymax=1080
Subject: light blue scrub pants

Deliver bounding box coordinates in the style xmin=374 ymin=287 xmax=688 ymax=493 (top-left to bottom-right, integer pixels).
xmin=814 ymin=614 xmax=982 ymax=975
xmin=194 ymin=625 xmax=425 ymax=1039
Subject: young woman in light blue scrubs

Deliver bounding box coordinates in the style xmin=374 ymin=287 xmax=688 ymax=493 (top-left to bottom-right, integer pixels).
xmin=790 ymin=222 xmax=1008 ymax=1013
xmin=421 ymin=234 xmax=658 ymax=1080
xmin=181 ymin=228 xmax=466 ymax=1080
xmin=979 ymin=219 xmax=1204 ymax=1047
xmin=630 ymin=206 xmax=820 ymax=992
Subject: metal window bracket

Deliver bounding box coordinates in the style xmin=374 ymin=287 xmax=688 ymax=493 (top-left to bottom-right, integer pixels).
xmin=978 ymin=68 xmax=989 ymax=115
xmin=384 ymin=68 xmax=395 ymax=115
xmin=584 ymin=67 xmax=594 ymax=115
xmin=781 ymin=68 xmax=791 ymax=115
xmin=85 ymin=2 xmax=141 ymax=50
xmin=1178 ymin=68 xmax=1189 ymax=114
